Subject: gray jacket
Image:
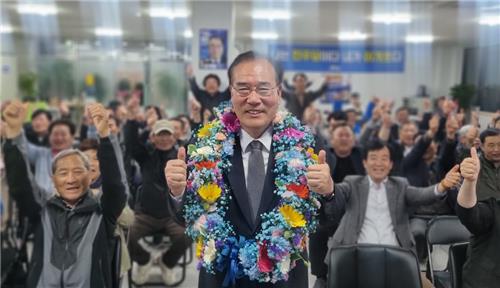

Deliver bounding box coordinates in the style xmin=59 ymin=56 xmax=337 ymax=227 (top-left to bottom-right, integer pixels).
xmin=325 ymin=175 xmax=440 ymax=251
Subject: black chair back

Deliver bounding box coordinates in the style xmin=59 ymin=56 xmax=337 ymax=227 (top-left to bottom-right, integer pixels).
xmin=426 ymin=216 xmax=470 ymax=284
xmin=426 ymin=216 xmax=470 ymax=245
xmin=327 ymin=244 xmax=422 ymax=288
xmin=449 ymin=242 xmax=469 ymax=288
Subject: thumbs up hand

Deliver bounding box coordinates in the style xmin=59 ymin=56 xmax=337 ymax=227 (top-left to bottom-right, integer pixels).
xmin=307 ymin=149 xmax=334 ymax=196
xmin=439 ymin=165 xmax=461 ymax=192
xmin=460 ymin=147 xmax=481 ymax=182
xmin=165 ymin=146 xmax=187 ymax=197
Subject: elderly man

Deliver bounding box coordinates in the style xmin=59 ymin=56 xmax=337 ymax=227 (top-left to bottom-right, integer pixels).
xmin=3 ymin=101 xmax=127 ymax=287
xmin=456 ymin=147 xmax=500 ymax=288
xmin=324 ymin=140 xmax=461 ymax=255
xmin=166 ymin=51 xmax=334 ymax=288
xmin=476 ymin=128 xmax=500 ymax=200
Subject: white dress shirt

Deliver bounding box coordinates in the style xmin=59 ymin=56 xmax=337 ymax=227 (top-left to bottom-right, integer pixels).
xmin=357 ymin=177 xmax=400 ymax=246
xmin=170 ymin=126 xmax=273 ymax=201
xmin=240 ymin=126 xmax=273 ymax=180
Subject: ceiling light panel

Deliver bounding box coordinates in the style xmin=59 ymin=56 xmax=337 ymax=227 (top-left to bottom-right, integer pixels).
xmin=147 ymin=8 xmax=189 ymax=19
xmin=251 ymin=32 xmax=279 ymax=40
xmin=95 ymin=28 xmax=123 ymax=37
xmin=405 ymin=35 xmax=434 ymax=43
xmin=371 ymin=13 xmax=412 ymax=24
xmin=17 ymin=4 xmax=58 ymax=16
xmin=338 ymin=31 xmax=368 ymax=41
xmin=479 ymin=15 xmax=500 ymax=26
xmin=251 ymin=10 xmax=291 ymax=20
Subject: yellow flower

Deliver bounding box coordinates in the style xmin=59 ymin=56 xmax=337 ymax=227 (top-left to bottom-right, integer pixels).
xmin=279 ymin=205 xmax=306 ymax=227
xmin=196 ymin=238 xmax=203 ymax=258
xmin=198 ymin=183 xmax=222 ymax=204
xmin=307 ymin=148 xmax=318 ymax=162
xmin=197 ymin=123 xmax=214 ymax=138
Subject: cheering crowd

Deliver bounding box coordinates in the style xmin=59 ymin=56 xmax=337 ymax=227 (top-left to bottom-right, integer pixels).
xmin=1 ymin=51 xmax=499 ymax=288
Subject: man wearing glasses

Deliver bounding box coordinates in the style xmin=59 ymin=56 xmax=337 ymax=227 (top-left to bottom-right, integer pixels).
xmin=166 ymin=51 xmax=335 ymax=287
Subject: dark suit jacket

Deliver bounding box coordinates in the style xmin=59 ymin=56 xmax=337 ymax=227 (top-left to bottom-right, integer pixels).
xmin=194 ymin=137 xmax=309 ymax=288
xmin=456 ymin=198 xmax=500 ymax=288
xmin=325 ymin=176 xmax=441 ymax=252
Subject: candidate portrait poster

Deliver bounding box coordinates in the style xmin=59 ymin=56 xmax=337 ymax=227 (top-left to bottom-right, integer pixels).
xmin=199 ymin=29 xmax=228 ymax=70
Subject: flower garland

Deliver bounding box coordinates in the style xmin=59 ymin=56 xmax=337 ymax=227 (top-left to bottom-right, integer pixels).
xmin=184 ymin=102 xmax=320 ymax=286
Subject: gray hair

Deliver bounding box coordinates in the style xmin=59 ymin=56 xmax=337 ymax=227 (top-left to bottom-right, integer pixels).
xmin=457 ymin=124 xmax=474 ymax=138
xmin=51 ymin=149 xmax=91 ymax=174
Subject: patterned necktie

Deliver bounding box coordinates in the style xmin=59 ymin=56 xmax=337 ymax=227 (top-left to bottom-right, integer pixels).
xmin=246 ymin=140 xmax=266 ymax=223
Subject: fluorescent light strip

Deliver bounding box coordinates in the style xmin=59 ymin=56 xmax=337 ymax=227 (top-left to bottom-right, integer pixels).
xmin=406 ymin=35 xmax=434 ymax=43
xmin=95 ymin=28 xmax=123 ymax=37
xmin=371 ymin=13 xmax=411 ymax=24
xmin=251 ymin=32 xmax=279 ymax=40
xmin=147 ymin=8 xmax=189 ymax=19
xmin=251 ymin=10 xmax=291 ymax=20
xmin=17 ymin=4 xmax=57 ymax=16
xmin=0 ymin=25 xmax=13 ymax=33
xmin=479 ymin=15 xmax=500 ymax=26
xmin=338 ymin=31 xmax=368 ymax=41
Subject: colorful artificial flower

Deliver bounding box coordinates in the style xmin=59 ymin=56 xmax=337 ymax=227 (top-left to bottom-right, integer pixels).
xmin=203 ymin=239 xmax=217 ymax=264
xmin=198 ymin=183 xmax=222 ymax=204
xmin=198 ymin=122 xmax=214 ymax=138
xmin=307 ymin=147 xmax=318 ymax=162
xmin=221 ymin=112 xmax=240 ymax=133
xmin=286 ymin=184 xmax=309 ymax=199
xmin=195 ymin=161 xmax=217 ymax=170
xmin=258 ymin=244 xmax=273 ymax=273
xmin=196 ymin=237 xmax=203 ymax=258
xmin=279 ymin=205 xmax=306 ymax=227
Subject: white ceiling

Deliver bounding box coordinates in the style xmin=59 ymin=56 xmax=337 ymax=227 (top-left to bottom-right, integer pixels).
xmin=1 ymin=0 xmax=499 ymax=51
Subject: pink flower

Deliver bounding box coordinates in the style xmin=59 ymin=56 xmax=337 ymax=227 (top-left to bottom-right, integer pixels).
xmin=258 ymin=243 xmax=273 ymax=273
xmin=221 ymin=112 xmax=240 ymax=133
xmin=280 ymin=128 xmax=304 ymax=139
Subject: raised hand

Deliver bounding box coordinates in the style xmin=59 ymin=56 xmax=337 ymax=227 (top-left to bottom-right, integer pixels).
xmin=445 ymin=115 xmax=459 ymax=140
xmin=306 ymin=150 xmax=334 ymax=196
xmin=165 ymin=147 xmax=187 ymax=197
xmin=87 ymin=103 xmax=110 ymax=138
xmin=439 ymin=164 xmax=461 ymax=192
xmin=427 ymin=114 xmax=440 ymax=138
xmin=460 ymin=147 xmax=481 ymax=182
xmin=186 ymin=64 xmax=194 ymax=78
xmin=2 ymin=100 xmax=28 ymax=138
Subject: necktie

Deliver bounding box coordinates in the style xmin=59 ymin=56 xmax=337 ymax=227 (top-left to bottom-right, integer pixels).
xmin=246 ymin=140 xmax=266 ymax=223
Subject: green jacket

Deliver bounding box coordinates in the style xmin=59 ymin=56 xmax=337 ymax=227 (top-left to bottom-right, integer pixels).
xmin=476 ymin=154 xmax=500 ymax=200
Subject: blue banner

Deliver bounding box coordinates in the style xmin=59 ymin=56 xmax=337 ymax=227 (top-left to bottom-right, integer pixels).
xmin=269 ymin=44 xmax=405 ymax=73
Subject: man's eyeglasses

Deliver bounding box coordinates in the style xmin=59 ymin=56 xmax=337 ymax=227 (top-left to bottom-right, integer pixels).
xmin=231 ymin=85 xmax=279 ymax=97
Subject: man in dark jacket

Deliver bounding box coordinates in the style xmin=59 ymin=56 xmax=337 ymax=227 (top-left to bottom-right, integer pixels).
xmin=124 ymin=117 xmax=191 ymax=285
xmin=3 ymin=101 xmax=127 ymax=288
xmin=456 ymin=147 xmax=500 ymax=288
xmin=187 ymin=64 xmax=231 ymax=120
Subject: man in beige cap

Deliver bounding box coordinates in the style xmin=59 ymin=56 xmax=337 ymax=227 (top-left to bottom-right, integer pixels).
xmin=124 ymin=118 xmax=191 ymax=286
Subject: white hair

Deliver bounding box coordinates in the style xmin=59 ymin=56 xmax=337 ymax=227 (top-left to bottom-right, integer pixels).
xmin=51 ymin=149 xmax=90 ymax=174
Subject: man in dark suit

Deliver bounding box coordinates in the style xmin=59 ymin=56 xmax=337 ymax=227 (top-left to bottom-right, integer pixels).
xmin=324 ymin=140 xmax=461 ymax=254
xmin=456 ymin=147 xmax=500 ymax=288
xmin=166 ymin=51 xmax=335 ymax=288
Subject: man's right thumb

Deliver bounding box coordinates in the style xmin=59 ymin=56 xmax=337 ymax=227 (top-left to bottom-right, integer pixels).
xmin=178 ymin=146 xmax=186 ymax=160
xmin=470 ymin=146 xmax=478 ymax=161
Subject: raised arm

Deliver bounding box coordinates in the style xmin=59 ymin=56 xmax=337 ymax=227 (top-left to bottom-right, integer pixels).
xmin=2 ymin=100 xmax=44 ymax=215
xmin=456 ymin=147 xmax=494 ymax=235
xmin=186 ymin=65 xmax=204 ymax=103
xmin=88 ymin=103 xmax=127 ymax=222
